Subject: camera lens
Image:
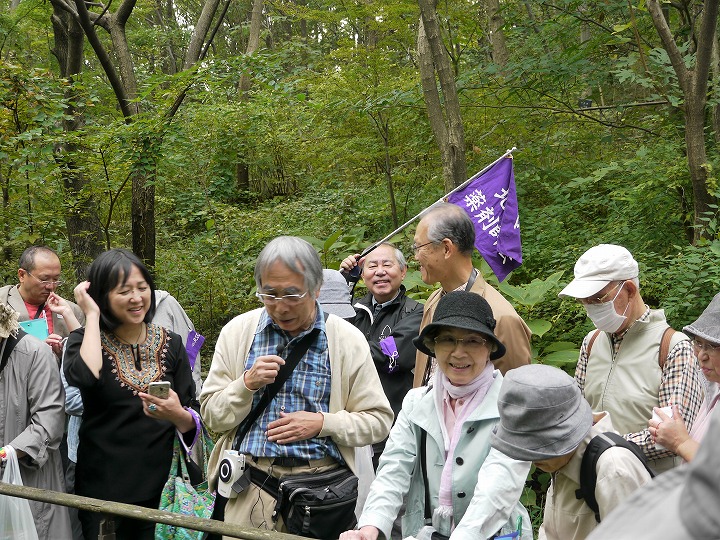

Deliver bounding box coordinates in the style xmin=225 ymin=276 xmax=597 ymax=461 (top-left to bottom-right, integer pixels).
xmin=219 ymin=458 xmax=233 ymax=483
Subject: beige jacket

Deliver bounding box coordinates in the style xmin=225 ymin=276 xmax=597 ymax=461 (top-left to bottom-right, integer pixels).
xmin=413 ymin=272 xmax=532 ymax=386
xmin=200 ymin=307 xmax=394 ymax=489
xmin=539 ymin=413 xmax=652 ymax=540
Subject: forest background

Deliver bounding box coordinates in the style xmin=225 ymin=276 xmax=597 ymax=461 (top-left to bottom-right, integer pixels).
xmin=1 ymin=0 xmax=719 ymax=528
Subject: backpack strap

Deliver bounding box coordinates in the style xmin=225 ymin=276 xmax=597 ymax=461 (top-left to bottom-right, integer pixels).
xmin=658 ymin=327 xmax=675 ymax=370
xmin=576 ymin=432 xmax=655 ymax=523
xmin=0 ymin=330 xmax=26 ymax=374
xmin=585 ymin=329 xmax=601 ymax=360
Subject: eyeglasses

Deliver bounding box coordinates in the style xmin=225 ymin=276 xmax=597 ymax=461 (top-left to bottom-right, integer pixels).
xmin=582 ymin=281 xmax=625 ymax=305
xmin=432 ymin=335 xmax=488 ymax=352
xmin=256 ymin=291 xmax=309 ymax=305
xmin=411 ymin=240 xmax=436 ymax=253
xmin=25 ymin=271 xmax=63 ymax=287
xmin=691 ymin=339 xmax=720 ymax=354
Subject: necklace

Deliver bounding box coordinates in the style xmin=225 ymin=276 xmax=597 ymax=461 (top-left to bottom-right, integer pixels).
xmin=115 ymin=323 xmax=146 ymax=370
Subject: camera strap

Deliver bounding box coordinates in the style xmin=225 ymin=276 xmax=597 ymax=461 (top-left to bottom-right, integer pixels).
xmin=232 ymin=325 xmax=322 ymax=451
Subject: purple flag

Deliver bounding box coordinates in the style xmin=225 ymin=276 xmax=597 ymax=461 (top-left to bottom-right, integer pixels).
xmin=447 ymin=156 xmax=522 ymax=282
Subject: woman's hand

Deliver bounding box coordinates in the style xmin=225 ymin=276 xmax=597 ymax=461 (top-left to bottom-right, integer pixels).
xmin=139 ymin=388 xmax=195 ymax=433
xmin=650 ymin=404 xmax=689 ymax=452
xmin=339 ymin=526 xmax=379 ymax=540
xmin=73 ymin=281 xmax=100 ymax=319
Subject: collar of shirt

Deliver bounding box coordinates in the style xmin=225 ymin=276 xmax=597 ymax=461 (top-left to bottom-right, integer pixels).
xmin=371 ymin=290 xmax=401 ymax=311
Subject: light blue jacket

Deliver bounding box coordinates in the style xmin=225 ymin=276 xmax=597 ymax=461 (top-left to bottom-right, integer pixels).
xmin=358 ymin=371 xmax=532 ymax=540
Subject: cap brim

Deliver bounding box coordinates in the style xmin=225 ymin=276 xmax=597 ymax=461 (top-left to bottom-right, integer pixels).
xmin=558 ymin=279 xmax=611 ymax=299
xmin=587 ymin=465 xmax=688 ymax=539
xmin=414 ymin=321 xmax=506 ymax=360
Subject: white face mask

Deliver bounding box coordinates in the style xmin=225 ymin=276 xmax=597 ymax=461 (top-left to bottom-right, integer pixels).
xmin=585 ymin=282 xmax=629 ymax=333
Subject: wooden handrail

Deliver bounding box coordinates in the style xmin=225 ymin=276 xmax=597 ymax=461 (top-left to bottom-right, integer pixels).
xmin=0 ymin=482 xmax=307 ymax=540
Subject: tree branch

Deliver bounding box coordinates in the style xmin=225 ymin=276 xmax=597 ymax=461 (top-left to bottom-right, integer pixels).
xmin=73 ymin=0 xmax=133 ymax=118
xmin=647 ymin=0 xmax=690 ymax=92
xmin=692 ymin=0 xmax=719 ymax=96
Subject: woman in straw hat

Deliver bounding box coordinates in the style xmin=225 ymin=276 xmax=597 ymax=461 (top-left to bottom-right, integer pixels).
xmin=340 ymin=291 xmax=531 ymax=540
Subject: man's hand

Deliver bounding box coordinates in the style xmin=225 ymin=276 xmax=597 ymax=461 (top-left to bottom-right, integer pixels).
xmin=244 ymin=354 xmax=285 ymax=391
xmin=46 ymin=333 xmax=64 ymax=356
xmin=266 ymin=411 xmax=323 ymax=444
xmin=339 ymin=253 xmax=363 ymax=274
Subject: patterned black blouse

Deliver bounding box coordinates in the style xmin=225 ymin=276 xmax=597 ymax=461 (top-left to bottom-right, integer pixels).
xmin=64 ymin=323 xmax=198 ymax=503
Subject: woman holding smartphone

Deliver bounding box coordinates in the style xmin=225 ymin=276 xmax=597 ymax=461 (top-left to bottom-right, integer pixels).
xmin=64 ymin=248 xmax=199 ymax=539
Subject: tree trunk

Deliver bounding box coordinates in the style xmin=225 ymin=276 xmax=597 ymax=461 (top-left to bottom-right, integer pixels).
xmin=132 ymin=165 xmax=156 ymax=268
xmin=712 ymin=37 xmax=720 ymax=145
xmin=647 ymin=0 xmax=719 ymax=243
xmin=685 ymin=91 xmax=715 ymax=240
xmin=416 ymin=1 xmax=467 ymax=191
xmin=236 ymin=0 xmax=264 ymax=192
xmin=51 ymin=6 xmax=104 ymax=279
xmin=184 ymin=0 xmax=223 ymax=68
xmin=239 ymin=0 xmax=264 ymax=93
xmin=486 ymin=0 xmax=509 ymax=67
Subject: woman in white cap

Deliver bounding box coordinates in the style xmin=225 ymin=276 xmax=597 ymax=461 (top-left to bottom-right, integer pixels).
xmin=649 ymin=292 xmax=720 ymax=462
xmin=340 ymin=291 xmax=531 ymax=540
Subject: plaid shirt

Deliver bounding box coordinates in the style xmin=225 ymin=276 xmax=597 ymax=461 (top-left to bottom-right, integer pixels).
xmin=238 ymin=305 xmax=343 ymax=463
xmin=575 ymin=307 xmax=704 ymax=460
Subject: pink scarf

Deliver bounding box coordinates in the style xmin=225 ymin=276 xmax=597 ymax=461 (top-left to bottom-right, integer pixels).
xmin=433 ymin=362 xmax=496 ymax=511
xmin=689 ymin=382 xmax=720 ymax=445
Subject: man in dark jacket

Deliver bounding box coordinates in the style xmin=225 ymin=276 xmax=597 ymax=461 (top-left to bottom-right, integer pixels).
xmin=341 ymin=243 xmax=423 ymax=466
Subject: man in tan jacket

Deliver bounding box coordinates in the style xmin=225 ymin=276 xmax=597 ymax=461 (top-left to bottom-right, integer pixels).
xmin=412 ymin=203 xmax=531 ymax=386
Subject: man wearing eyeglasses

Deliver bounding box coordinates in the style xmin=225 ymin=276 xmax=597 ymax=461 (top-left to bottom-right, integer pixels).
xmin=559 ymin=243 xmax=703 ymax=472
xmin=201 ymin=236 xmax=393 ymax=537
xmin=412 ymin=203 xmax=532 ymax=387
xmin=340 ymin=243 xmax=423 ymax=467
xmin=0 ymin=245 xmax=84 ymax=357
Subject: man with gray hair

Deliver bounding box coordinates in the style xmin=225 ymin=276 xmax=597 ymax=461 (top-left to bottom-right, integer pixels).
xmin=412 ymin=203 xmax=532 ymax=385
xmin=340 ymin=243 xmax=423 ymax=466
xmin=201 ymin=236 xmax=393 ymax=537
xmin=559 ymin=243 xmax=703 ymax=472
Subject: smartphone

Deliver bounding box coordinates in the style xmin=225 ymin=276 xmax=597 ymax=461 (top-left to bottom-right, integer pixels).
xmin=148 ymin=381 xmax=171 ymax=400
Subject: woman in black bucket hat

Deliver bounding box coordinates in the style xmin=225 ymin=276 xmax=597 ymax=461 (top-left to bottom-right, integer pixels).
xmin=341 ymin=291 xmax=531 ymax=540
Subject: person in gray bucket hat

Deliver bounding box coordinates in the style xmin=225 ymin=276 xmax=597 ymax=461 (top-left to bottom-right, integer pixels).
xmin=588 ymin=404 xmax=720 ymax=540
xmin=491 ymin=364 xmax=653 ymax=540
xmin=648 ymin=292 xmax=720 ymax=462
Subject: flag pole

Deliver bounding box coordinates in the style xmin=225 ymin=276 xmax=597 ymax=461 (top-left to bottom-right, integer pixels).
xmin=358 ymin=147 xmax=517 ymax=257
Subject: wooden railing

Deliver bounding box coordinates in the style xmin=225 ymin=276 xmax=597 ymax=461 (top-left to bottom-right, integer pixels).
xmin=0 ymin=482 xmax=306 ymax=540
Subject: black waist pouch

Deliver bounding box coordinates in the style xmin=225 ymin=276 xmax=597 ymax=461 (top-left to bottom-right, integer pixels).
xmin=277 ymin=466 xmax=358 ymax=539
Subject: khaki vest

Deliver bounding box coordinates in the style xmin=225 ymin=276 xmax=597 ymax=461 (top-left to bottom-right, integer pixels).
xmin=584 ymin=309 xmax=687 ymax=472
